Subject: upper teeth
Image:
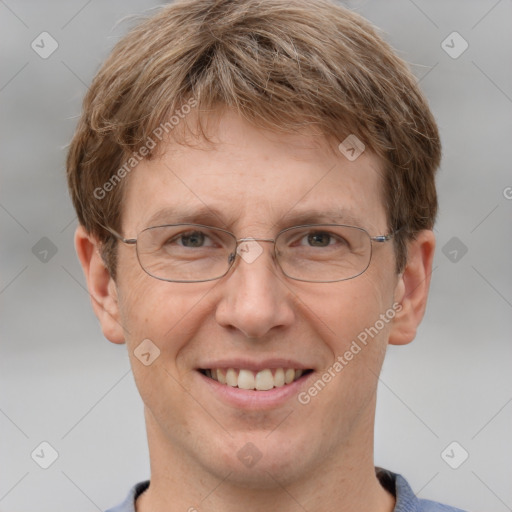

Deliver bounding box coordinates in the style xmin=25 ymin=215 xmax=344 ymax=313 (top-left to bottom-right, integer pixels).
xmin=206 ymin=368 xmax=304 ymax=391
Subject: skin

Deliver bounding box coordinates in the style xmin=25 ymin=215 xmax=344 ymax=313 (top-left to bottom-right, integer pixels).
xmin=76 ymin=109 xmax=435 ymax=512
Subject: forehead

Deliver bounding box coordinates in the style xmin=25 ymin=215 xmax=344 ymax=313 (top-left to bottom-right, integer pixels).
xmin=121 ymin=110 xmax=387 ymax=234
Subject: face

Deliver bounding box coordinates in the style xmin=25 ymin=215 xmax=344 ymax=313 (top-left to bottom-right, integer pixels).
xmin=90 ymin=110 xmax=409 ymax=487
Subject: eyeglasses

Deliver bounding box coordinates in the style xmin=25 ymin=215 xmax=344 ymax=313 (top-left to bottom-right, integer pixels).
xmin=105 ymin=223 xmax=395 ymax=283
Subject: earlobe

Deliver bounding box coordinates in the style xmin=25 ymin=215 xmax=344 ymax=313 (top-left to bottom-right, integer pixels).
xmin=74 ymin=225 xmax=125 ymax=345
xmin=388 ymin=230 xmax=436 ymax=346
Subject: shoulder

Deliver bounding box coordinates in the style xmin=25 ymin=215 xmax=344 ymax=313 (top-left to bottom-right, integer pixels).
xmin=379 ymin=469 xmax=469 ymax=512
xmin=417 ymin=498 xmax=468 ymax=511
xmin=104 ymin=481 xmax=150 ymax=512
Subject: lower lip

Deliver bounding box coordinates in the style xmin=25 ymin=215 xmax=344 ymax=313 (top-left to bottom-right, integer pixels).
xmin=198 ymin=371 xmax=313 ymax=409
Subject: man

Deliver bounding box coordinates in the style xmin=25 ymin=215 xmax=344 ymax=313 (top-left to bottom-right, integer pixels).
xmin=67 ymin=0 xmax=467 ymax=510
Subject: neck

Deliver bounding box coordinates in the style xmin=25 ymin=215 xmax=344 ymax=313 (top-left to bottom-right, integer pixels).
xmin=136 ymin=407 xmax=395 ymax=512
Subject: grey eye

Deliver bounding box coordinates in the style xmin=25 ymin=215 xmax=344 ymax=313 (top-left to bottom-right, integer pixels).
xmin=178 ymin=231 xmax=207 ymax=247
xmin=306 ymin=232 xmax=333 ymax=247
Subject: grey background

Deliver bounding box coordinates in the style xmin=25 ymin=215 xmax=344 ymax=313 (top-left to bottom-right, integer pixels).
xmin=1 ymin=1 xmax=511 ymax=511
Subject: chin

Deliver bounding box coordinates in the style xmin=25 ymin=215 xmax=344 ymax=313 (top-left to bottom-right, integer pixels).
xmin=196 ymin=430 xmax=316 ymax=489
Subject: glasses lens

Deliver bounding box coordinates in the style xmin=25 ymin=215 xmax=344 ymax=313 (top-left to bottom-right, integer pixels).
xmin=136 ymin=224 xmax=236 ymax=282
xmin=276 ymin=225 xmax=371 ymax=282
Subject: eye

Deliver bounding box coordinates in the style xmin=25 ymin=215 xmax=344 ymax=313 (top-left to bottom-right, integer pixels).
xmin=303 ymin=231 xmax=336 ymax=247
xmin=279 ymin=226 xmax=356 ymax=253
xmin=172 ymin=230 xmax=214 ymax=248
xmin=295 ymin=230 xmax=348 ymax=248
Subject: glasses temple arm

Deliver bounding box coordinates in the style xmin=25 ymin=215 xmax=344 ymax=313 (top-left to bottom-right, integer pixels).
xmin=98 ymin=223 xmax=137 ymax=245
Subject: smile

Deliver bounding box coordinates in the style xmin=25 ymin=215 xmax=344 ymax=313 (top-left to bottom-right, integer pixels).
xmin=200 ymin=368 xmax=312 ymax=391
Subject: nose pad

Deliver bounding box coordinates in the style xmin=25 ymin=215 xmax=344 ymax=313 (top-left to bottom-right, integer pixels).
xmin=226 ymin=238 xmax=276 ymax=275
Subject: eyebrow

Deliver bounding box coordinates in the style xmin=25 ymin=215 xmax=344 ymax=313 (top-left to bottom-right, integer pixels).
xmin=278 ymin=207 xmax=364 ymax=228
xmin=142 ymin=205 xmax=365 ymax=232
xmin=144 ymin=206 xmax=231 ymax=228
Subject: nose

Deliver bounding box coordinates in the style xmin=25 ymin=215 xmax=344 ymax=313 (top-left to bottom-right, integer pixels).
xmin=214 ymin=239 xmax=295 ymax=339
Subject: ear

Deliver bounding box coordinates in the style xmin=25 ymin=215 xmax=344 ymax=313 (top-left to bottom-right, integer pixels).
xmin=74 ymin=225 xmax=125 ymax=344
xmin=388 ymin=230 xmax=435 ymax=346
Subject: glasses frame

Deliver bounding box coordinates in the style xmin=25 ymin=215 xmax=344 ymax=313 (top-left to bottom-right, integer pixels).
xmin=104 ymin=223 xmax=396 ymax=283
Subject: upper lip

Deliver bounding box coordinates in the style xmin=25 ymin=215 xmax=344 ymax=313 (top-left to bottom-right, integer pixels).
xmin=197 ymin=358 xmax=313 ymax=372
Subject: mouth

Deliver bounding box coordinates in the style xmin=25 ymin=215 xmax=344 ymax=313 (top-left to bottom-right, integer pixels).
xmin=199 ymin=368 xmax=313 ymax=391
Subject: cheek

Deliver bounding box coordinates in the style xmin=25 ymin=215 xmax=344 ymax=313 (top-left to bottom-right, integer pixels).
xmin=302 ymin=271 xmax=394 ymax=351
xmin=116 ymin=262 xmax=217 ymax=369
xmin=115 ymin=278 xmax=214 ymax=434
xmin=300 ymin=271 xmax=395 ymax=398
xmin=296 ymin=278 xmax=395 ymax=439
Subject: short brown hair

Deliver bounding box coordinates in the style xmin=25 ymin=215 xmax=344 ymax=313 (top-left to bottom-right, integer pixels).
xmin=66 ymin=0 xmax=441 ymax=278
